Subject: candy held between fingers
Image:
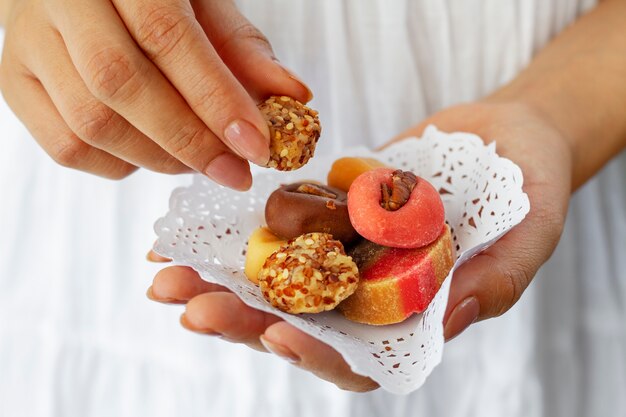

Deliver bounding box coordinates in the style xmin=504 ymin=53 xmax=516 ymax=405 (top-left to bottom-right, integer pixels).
xmin=258 ymin=233 xmax=359 ymax=314
xmin=338 ymin=225 xmax=454 ymax=325
xmin=347 ymin=168 xmax=445 ymax=248
xmin=244 ymin=227 xmax=288 ymax=284
xmin=265 ymin=182 xmax=359 ymax=243
xmin=258 ymin=96 xmax=321 ymax=171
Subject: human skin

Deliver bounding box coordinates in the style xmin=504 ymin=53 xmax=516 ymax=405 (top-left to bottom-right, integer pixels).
xmin=147 ymin=0 xmax=626 ymax=392
xmin=0 ymin=0 xmax=312 ymax=189
xmin=147 ymin=102 xmax=575 ymax=392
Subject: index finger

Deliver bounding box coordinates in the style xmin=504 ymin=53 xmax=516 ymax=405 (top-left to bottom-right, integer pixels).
xmin=51 ymin=0 xmax=252 ymax=189
xmin=112 ymin=0 xmax=271 ymax=165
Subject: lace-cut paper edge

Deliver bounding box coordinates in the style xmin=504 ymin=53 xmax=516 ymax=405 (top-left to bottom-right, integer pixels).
xmin=153 ymin=125 xmax=530 ymax=394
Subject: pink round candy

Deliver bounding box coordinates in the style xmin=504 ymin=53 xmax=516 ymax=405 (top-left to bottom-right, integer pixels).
xmin=347 ymin=168 xmax=445 ymax=248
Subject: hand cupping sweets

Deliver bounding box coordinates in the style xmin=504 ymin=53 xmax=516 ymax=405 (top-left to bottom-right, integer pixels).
xmin=244 ymin=153 xmax=453 ymax=323
xmin=258 ymin=96 xmax=321 ymax=171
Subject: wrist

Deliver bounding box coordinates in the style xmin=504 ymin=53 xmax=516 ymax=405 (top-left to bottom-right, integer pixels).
xmin=480 ymin=93 xmax=581 ymax=195
xmin=483 ymin=0 xmax=626 ymax=190
xmin=484 ymin=85 xmax=578 ymax=180
xmin=485 ymin=67 xmax=626 ymax=191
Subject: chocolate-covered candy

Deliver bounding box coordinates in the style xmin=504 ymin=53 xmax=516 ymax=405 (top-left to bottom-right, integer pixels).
xmin=265 ymin=182 xmax=359 ymax=243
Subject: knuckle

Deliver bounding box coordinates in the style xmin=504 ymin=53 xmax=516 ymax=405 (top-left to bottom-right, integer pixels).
xmin=106 ymin=164 xmax=138 ymax=180
xmin=50 ymin=136 xmax=91 ymax=168
xmin=191 ymin=81 xmax=224 ymax=115
xmin=156 ymin=156 xmax=191 ymax=175
xmin=85 ymin=48 xmax=141 ymax=101
xmin=135 ymin=5 xmax=194 ymax=59
xmin=496 ymin=266 xmax=532 ymax=317
xmin=217 ymin=22 xmax=271 ymax=55
xmin=167 ymin=125 xmax=209 ymax=164
xmin=533 ymin=203 xmax=566 ymax=248
xmin=73 ymin=104 xmax=118 ymax=144
xmin=138 ymin=145 xmax=192 ymax=175
xmin=234 ymin=23 xmax=271 ymax=49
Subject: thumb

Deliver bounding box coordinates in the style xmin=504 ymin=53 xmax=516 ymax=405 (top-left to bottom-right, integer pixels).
xmin=443 ymin=182 xmax=566 ymax=341
xmin=193 ymin=0 xmax=313 ymax=103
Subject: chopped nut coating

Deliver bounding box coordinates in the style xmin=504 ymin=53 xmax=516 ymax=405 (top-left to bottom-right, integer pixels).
xmin=295 ymin=183 xmax=337 ymax=199
xmin=258 ymin=233 xmax=359 ymax=314
xmin=380 ymin=170 xmax=418 ymax=211
xmin=258 ymin=96 xmax=321 ymax=171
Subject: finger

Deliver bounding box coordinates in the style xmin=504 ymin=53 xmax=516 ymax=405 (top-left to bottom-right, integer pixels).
xmin=111 ymin=0 xmax=271 ymax=166
xmin=261 ymin=321 xmax=378 ymax=392
xmin=24 ymin=29 xmax=191 ymax=174
xmin=0 ymin=62 xmax=136 ymax=179
xmin=50 ymin=0 xmax=252 ymax=190
xmin=194 ymin=0 xmax=312 ymax=103
xmin=148 ymin=266 xmax=228 ymax=304
xmin=181 ymin=291 xmax=281 ymax=350
xmin=443 ymin=180 xmax=567 ymax=341
xmin=146 ymin=248 xmax=171 ymax=263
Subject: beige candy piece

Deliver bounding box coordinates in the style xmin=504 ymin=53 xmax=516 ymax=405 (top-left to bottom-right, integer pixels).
xmin=244 ymin=227 xmax=288 ymax=284
xmin=258 ymin=233 xmax=359 ymax=314
xmin=258 ymin=96 xmax=321 ymax=171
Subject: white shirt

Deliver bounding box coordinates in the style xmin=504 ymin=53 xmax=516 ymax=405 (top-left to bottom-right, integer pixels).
xmin=1 ymin=1 xmax=625 ymax=416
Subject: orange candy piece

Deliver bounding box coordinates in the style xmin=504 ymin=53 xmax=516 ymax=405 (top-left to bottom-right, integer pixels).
xmin=327 ymin=157 xmax=387 ymax=192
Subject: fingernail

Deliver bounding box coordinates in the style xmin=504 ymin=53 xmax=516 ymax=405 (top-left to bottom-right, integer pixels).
xmin=272 ymin=57 xmax=314 ymax=102
xmin=146 ymin=286 xmax=157 ymax=301
xmin=204 ymin=153 xmax=252 ymax=191
xmin=180 ymin=313 xmax=221 ymax=336
xmin=146 ymin=250 xmax=170 ymax=263
xmin=443 ymin=296 xmax=480 ymax=342
xmin=260 ymin=335 xmax=300 ymax=364
xmin=224 ymin=120 xmax=270 ymax=166
xmin=146 ymin=286 xmax=184 ymax=304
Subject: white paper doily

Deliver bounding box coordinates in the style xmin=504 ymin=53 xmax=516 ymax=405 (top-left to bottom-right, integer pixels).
xmin=153 ymin=126 xmax=530 ymax=394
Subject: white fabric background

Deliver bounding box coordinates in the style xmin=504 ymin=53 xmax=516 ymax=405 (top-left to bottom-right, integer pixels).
xmin=0 ymin=0 xmax=625 ymax=416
